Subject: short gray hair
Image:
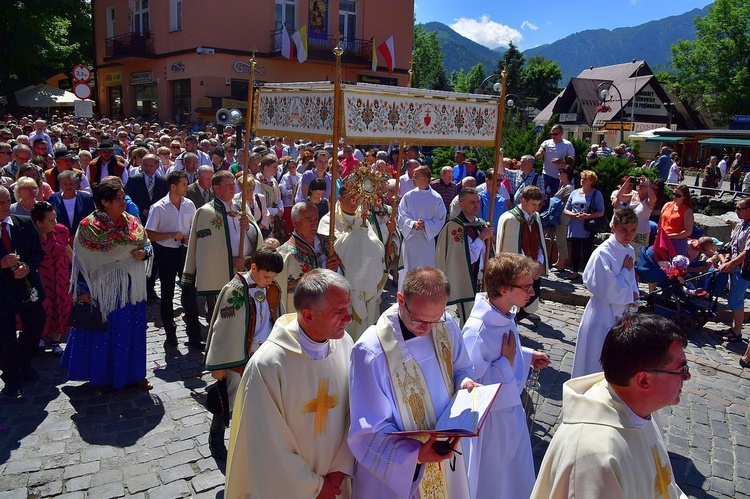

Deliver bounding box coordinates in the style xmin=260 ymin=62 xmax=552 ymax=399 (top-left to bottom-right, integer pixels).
xmin=197 ymin=165 xmax=214 ymax=176
xmin=521 ymin=154 xmax=535 ymax=163
xmin=57 ymin=169 xmax=80 ymax=185
xmin=291 ymin=200 xmax=316 ymax=221
xmin=441 ymin=166 xmax=453 ymax=174
xmin=293 ymin=268 xmax=351 ymax=313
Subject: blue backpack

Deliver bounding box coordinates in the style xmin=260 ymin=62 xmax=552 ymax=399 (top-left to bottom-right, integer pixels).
xmin=540 ymin=197 xmax=565 ymax=228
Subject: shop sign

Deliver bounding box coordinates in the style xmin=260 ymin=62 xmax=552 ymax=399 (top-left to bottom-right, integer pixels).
xmin=104 ymin=71 xmax=123 ymax=84
xmin=131 ymin=71 xmax=153 ymax=85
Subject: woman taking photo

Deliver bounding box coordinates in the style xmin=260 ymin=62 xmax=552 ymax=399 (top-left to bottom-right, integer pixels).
xmin=550 ymin=164 xmax=575 ymax=271
xmin=659 ymin=184 xmax=694 ymax=256
xmin=31 ymin=201 xmax=73 ymax=356
xmin=60 ymin=176 xmax=153 ymax=391
xmin=563 ymin=170 xmax=605 ymax=280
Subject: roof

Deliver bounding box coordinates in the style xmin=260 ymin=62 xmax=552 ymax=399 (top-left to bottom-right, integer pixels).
xmin=698 ymin=137 xmax=750 ymax=147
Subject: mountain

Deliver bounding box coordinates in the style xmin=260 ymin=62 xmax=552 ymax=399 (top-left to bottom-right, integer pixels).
xmin=423 ymin=6 xmax=710 ymax=83
xmin=422 ymin=22 xmax=503 ymax=76
xmin=524 ymin=6 xmax=710 ymax=83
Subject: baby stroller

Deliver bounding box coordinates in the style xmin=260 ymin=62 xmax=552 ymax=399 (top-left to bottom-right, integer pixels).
xmin=635 ymin=245 xmax=720 ymax=335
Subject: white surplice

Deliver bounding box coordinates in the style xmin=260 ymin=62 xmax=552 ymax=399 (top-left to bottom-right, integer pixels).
xmin=571 ymin=234 xmax=638 ymax=378
xmin=462 ymin=293 xmax=535 ymax=499
xmin=348 ymin=305 xmax=472 ymax=499
xmin=397 ymin=187 xmax=446 ymax=290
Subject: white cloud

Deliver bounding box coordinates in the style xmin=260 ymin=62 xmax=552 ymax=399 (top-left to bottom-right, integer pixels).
xmin=521 ymin=20 xmax=538 ymax=31
xmin=449 ymin=14 xmax=523 ymax=50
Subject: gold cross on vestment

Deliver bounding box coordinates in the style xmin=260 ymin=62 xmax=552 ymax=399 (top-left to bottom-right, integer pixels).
xmin=652 ymin=445 xmax=672 ymax=498
xmin=303 ymin=378 xmax=339 ymax=437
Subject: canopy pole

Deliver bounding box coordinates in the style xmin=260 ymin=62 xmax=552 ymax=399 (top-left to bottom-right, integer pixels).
xmin=329 ymin=36 xmax=344 ymax=257
xmin=238 ymin=52 xmax=257 ymax=260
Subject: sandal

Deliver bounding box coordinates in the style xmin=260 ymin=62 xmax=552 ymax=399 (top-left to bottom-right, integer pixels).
xmin=722 ymin=329 xmax=743 ymax=343
xmin=136 ymin=379 xmax=154 ymax=391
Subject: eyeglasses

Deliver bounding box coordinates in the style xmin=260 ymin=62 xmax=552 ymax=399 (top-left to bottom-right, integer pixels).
xmin=403 ymin=301 xmax=446 ymax=326
xmin=551 ymin=132 xmax=562 ymax=136
xmin=673 ymin=193 xmax=683 ymax=198
xmin=0 ymin=151 xmax=11 ymax=155
xmin=737 ymin=206 xmax=750 ymax=211
xmin=171 ymin=146 xmax=182 ymax=150
xmin=512 ymin=283 xmax=535 ymax=294
xmin=646 ymin=364 xmax=690 ymax=380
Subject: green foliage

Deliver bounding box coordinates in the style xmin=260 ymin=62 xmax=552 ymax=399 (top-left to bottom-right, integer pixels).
xmin=0 ymin=0 xmax=93 ymax=113
xmin=672 ymin=0 xmax=750 ymax=125
xmin=497 ymin=42 xmax=525 ymax=98
xmin=413 ymin=26 xmax=452 ymax=91
xmin=501 ymin=124 xmax=539 ymax=161
xmin=519 ymin=56 xmax=562 ymax=108
xmin=430 ymin=146 xmax=458 ymax=176
xmin=569 ymin=137 xmax=591 ymax=169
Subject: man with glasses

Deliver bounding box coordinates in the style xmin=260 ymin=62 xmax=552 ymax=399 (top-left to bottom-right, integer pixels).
xmin=532 ymin=313 xmax=689 ymax=499
xmin=173 ymin=135 xmax=211 ymax=171
xmin=1 ymin=144 xmax=32 ymax=185
xmin=535 ymin=124 xmax=574 ymax=195
xmin=719 ymin=198 xmax=750 ymax=347
xmin=0 ymin=143 xmax=13 ymax=187
xmin=349 ymin=267 xmax=479 ymax=499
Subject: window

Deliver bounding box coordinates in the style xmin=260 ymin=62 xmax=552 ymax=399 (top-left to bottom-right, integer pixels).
xmin=170 ymin=0 xmax=182 ymax=31
xmin=339 ymin=0 xmax=357 ymax=52
xmin=133 ymin=0 xmax=150 ymax=34
xmin=106 ymin=7 xmax=115 ymax=38
xmin=274 ymin=0 xmax=296 ymax=31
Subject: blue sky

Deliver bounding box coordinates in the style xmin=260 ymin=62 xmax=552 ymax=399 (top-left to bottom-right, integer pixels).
xmin=415 ymin=0 xmax=713 ymax=50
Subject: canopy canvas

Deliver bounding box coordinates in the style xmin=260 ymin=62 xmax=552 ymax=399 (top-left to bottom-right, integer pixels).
xmin=254 ymin=82 xmax=501 ymax=146
xmin=0 ymin=84 xmax=94 ymax=108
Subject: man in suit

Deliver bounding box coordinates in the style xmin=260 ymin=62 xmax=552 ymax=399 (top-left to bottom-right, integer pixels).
xmin=126 ymin=154 xmax=168 ymax=298
xmin=0 ymin=186 xmax=46 ymax=397
xmin=47 ymin=170 xmax=95 ymax=241
xmin=186 ymin=164 xmax=214 ymax=209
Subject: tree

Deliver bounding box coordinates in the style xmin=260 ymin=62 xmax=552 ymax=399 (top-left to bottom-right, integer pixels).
xmin=672 ymin=0 xmax=750 ymax=125
xmin=451 ymin=63 xmax=486 ymax=94
xmin=520 ymin=56 xmax=562 ymax=109
xmin=413 ymin=26 xmax=452 ymax=91
xmin=496 ymin=42 xmax=525 ymax=99
xmin=0 ymin=0 xmax=92 ymax=114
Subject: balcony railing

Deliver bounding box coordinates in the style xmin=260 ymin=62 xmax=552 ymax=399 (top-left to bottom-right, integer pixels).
xmin=105 ymin=32 xmax=155 ymax=59
xmin=270 ymin=29 xmax=372 ymax=63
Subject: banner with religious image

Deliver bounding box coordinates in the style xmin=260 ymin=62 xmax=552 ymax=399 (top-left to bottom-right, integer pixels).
xmin=342 ymin=84 xmax=499 ymax=146
xmin=255 ymin=84 xmax=334 ymax=140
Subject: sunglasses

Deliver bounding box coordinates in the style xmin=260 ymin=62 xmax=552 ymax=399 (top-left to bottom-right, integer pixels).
xmin=673 ymin=193 xmax=683 ymax=198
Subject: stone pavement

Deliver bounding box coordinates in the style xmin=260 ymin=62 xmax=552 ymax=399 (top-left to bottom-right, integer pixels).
xmin=1 ymin=274 xmax=750 ymax=498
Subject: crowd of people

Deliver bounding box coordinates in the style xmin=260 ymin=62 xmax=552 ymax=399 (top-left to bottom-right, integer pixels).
xmin=0 ymin=113 xmax=747 ymax=498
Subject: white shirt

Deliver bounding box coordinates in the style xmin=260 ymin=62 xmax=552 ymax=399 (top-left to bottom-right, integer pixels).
xmin=62 ymin=197 xmax=76 ymax=229
xmin=297 ymin=324 xmax=330 ymax=360
xmin=244 ymin=274 xmax=273 ymax=346
xmin=145 ymin=195 xmax=197 ymax=248
xmin=173 ymin=150 xmax=211 ymax=170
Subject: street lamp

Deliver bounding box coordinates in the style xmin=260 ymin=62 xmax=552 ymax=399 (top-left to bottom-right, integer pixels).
xmin=597 ymin=81 xmax=624 ymax=145
xmin=505 ymin=93 xmax=526 ymax=126
xmin=476 ymin=74 xmax=503 ymax=94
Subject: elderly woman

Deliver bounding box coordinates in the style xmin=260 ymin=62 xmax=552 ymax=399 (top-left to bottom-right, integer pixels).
xmin=563 ymin=169 xmax=606 ymax=280
xmin=16 ymin=162 xmax=53 ymax=201
xmin=31 ymin=201 xmax=73 ymax=356
xmin=659 ymin=184 xmax=694 ymax=256
xmin=60 ymin=176 xmax=153 ymax=391
xmin=47 ymin=170 xmax=96 ymax=243
xmin=11 ymin=176 xmax=39 ymax=216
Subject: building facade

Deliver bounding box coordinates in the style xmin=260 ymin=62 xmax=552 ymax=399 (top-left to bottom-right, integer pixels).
xmin=92 ymin=0 xmax=413 ymax=121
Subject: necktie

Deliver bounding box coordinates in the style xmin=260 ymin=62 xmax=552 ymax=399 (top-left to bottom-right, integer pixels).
xmin=1 ymin=222 xmax=11 ymax=253
xmin=147 ymin=176 xmax=154 ymax=199
xmin=203 ymin=188 xmax=209 ymax=203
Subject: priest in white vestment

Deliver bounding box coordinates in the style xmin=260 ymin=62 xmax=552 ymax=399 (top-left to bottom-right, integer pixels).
xmin=397 ymin=166 xmax=446 ymax=291
xmin=462 ymin=254 xmax=550 ymax=499
xmin=318 ymin=187 xmax=387 ymax=341
xmin=348 ymin=267 xmax=480 ymax=499
xmin=225 ymin=269 xmax=355 ymax=498
xmin=572 ymin=208 xmax=639 ymax=377
xmin=532 ymin=313 xmax=690 ymax=499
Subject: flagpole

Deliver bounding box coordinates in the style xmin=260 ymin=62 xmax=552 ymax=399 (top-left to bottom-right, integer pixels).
xmin=408 ymin=59 xmax=414 ymax=88
xmin=329 ymin=36 xmax=344 ymax=258
xmin=483 ymin=69 xmax=508 ymax=291
xmin=239 ymin=51 xmax=257 ymax=260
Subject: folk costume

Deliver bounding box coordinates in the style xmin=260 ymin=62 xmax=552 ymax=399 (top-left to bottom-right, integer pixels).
xmin=571 ymin=234 xmax=638 ymax=378
xmin=495 ymin=206 xmax=548 ymax=315
xmin=348 ymin=304 xmax=472 ymax=499
xmin=225 ymin=314 xmax=355 ymax=498
xmin=276 ymin=232 xmax=339 ymax=313
xmin=435 ymin=212 xmax=488 ymax=326
xmin=318 ymin=203 xmax=387 ymax=341
xmin=182 ymin=198 xmax=262 ymax=296
xmin=61 ymin=210 xmax=151 ymax=389
xmin=397 ymin=187 xmax=446 ymax=290
xmin=462 ymin=294 xmax=536 ymax=499
xmin=531 ymin=374 xmax=687 ymax=499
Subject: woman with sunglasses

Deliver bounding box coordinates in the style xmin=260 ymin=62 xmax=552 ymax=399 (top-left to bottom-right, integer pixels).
xmin=659 ymin=184 xmax=694 ymax=256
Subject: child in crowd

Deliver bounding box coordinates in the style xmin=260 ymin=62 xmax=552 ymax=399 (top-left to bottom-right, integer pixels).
xmin=305 ymin=177 xmax=329 ymax=220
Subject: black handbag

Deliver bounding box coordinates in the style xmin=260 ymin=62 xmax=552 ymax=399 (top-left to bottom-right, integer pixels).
xmin=70 ymin=300 xmax=108 ymax=331
xmin=583 ymin=190 xmax=608 ymax=234
xmin=741 ymin=257 xmax=750 ymax=281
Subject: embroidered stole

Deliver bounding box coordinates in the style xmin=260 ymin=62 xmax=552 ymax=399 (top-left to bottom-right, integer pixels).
xmin=375 ymin=307 xmax=454 ymax=499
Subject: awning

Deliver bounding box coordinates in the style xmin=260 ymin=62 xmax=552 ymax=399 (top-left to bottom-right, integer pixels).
xmin=698 ymin=137 xmax=750 ymax=147
xmin=645 ymin=136 xmax=688 ymax=143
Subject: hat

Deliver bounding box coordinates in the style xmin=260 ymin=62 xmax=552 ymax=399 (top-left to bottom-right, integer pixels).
xmin=252 ymin=145 xmax=268 ymax=155
xmin=97 ymin=141 xmax=114 ymax=150
xmin=406 ymin=145 xmax=420 ymax=152
xmin=53 ymin=147 xmax=75 ymax=160
xmin=205 ymin=378 xmax=230 ymax=427
xmin=711 ymin=237 xmax=724 ymax=246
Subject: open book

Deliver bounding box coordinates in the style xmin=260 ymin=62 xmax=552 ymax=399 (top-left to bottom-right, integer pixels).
xmin=388 ymin=383 xmax=502 ymax=438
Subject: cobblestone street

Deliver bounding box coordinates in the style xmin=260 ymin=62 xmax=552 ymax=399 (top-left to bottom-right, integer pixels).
xmin=1 ymin=276 xmax=749 ymax=498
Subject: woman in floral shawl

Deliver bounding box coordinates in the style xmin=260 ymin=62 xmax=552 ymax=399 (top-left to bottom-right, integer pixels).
xmin=60 ymin=176 xmax=154 ymax=391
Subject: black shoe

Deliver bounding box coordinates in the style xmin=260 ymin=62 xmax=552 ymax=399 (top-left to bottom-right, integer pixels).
xmin=1 ymin=384 xmax=21 ymax=398
xmin=23 ymin=368 xmax=39 ymax=382
xmin=740 ymin=358 xmax=750 ymax=369
xmin=147 ymin=290 xmax=159 ymax=301
xmin=185 ymin=341 xmax=205 ymax=351
xmin=164 ymin=335 xmax=178 ymax=347
xmin=209 ymin=430 xmax=228 ymax=462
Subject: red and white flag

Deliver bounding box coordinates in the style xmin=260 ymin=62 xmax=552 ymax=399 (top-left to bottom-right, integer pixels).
xmin=281 ymin=25 xmax=293 ymax=60
xmin=377 ymin=35 xmax=395 ymax=74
